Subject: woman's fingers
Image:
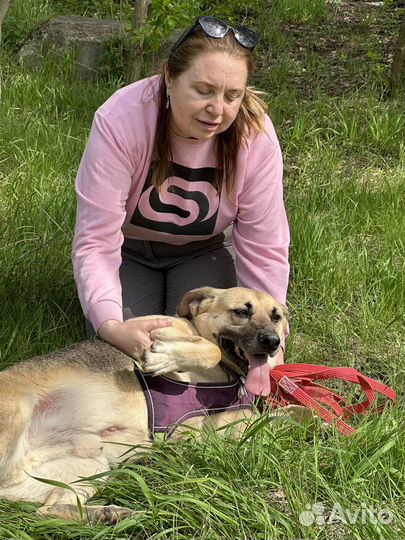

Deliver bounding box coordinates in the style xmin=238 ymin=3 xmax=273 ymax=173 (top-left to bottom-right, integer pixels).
xmin=98 ymin=317 xmax=173 ymax=358
xmin=141 ymin=318 xmax=173 ymax=332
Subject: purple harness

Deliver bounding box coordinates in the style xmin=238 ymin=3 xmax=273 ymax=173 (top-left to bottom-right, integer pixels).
xmin=136 ymin=370 xmax=254 ymax=439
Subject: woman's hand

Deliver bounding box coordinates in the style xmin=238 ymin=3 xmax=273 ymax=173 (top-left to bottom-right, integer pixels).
xmin=98 ymin=318 xmax=173 ymax=358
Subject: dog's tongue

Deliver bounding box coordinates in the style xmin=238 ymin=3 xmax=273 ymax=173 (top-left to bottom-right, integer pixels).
xmin=245 ymin=354 xmax=271 ymax=396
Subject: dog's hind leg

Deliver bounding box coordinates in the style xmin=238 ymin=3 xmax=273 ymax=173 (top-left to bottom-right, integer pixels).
xmin=0 ymin=381 xmax=36 ymax=486
xmin=35 ymin=455 xmax=135 ymax=525
xmin=38 ymin=492 xmax=135 ymax=524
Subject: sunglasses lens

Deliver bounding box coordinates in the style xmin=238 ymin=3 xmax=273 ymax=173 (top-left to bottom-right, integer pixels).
xmin=199 ymin=17 xmax=228 ymax=38
xmin=234 ymin=26 xmax=259 ymax=49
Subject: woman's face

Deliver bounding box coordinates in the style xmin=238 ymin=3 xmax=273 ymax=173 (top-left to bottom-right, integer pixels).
xmin=166 ymin=52 xmax=249 ymax=140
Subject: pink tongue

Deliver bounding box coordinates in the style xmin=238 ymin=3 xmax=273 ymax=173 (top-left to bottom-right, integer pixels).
xmin=245 ymin=353 xmax=271 ymax=396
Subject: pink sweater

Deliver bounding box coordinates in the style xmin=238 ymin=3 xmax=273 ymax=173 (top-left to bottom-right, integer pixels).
xmin=72 ymin=76 xmax=290 ymax=331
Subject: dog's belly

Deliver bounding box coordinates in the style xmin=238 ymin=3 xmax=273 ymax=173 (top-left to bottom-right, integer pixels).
xmin=29 ymin=376 xmax=149 ymax=456
xmin=0 ymin=370 xmax=150 ymax=503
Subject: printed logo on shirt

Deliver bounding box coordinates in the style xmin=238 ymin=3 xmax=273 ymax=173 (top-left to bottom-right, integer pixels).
xmin=130 ymin=162 xmax=220 ymax=235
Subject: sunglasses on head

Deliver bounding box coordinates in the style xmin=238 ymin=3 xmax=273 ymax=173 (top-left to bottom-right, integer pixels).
xmin=170 ymin=16 xmax=259 ymax=55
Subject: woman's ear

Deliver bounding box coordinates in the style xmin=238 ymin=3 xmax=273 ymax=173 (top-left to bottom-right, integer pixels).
xmin=164 ymin=66 xmax=173 ymax=90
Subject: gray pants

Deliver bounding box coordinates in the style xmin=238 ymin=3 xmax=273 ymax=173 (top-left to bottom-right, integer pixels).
xmin=87 ymin=229 xmax=237 ymax=336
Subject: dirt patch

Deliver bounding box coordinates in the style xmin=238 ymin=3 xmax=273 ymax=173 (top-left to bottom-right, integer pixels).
xmin=256 ymin=0 xmax=404 ymax=99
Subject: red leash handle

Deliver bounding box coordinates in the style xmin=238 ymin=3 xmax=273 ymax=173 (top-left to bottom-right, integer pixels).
xmin=267 ymin=364 xmax=396 ymax=436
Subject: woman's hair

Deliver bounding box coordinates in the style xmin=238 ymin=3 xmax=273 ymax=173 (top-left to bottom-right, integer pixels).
xmin=151 ymin=27 xmax=268 ymax=195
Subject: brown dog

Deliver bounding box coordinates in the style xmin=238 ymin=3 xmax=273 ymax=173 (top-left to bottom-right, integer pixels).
xmin=0 ymin=286 xmax=288 ymax=524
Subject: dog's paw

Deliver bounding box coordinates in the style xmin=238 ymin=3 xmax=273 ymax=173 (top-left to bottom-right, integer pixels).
xmin=91 ymin=505 xmax=136 ymax=525
xmin=142 ymin=341 xmax=183 ymax=375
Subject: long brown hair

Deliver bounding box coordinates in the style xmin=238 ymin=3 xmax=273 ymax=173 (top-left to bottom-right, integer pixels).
xmin=152 ymin=28 xmax=268 ymax=195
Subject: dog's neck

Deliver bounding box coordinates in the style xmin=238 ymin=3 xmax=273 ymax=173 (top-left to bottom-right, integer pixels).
xmin=162 ymin=365 xmax=233 ymax=384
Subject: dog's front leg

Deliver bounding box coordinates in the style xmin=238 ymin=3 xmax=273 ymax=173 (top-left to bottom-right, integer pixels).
xmin=142 ymin=336 xmax=221 ymax=375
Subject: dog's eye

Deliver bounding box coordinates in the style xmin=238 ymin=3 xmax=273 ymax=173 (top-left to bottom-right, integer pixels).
xmin=271 ymin=311 xmax=282 ymax=323
xmin=233 ymin=308 xmax=249 ymax=318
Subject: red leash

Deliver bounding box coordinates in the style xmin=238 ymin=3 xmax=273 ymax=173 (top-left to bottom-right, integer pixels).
xmin=266 ymin=364 xmax=396 ymax=436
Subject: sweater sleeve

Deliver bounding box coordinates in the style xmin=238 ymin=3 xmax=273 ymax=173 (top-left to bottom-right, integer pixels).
xmin=232 ymin=118 xmax=290 ymax=306
xmin=72 ymin=110 xmax=134 ymax=332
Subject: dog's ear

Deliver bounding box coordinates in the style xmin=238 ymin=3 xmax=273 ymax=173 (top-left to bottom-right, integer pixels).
xmin=281 ymin=304 xmax=289 ymax=320
xmin=176 ymin=287 xmax=224 ymax=318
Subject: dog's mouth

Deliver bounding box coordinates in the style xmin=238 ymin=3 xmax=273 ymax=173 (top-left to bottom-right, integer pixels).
xmin=219 ymin=337 xmax=271 ymax=397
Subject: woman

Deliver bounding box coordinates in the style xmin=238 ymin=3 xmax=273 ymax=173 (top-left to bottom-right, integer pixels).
xmin=72 ymin=16 xmax=289 ymax=364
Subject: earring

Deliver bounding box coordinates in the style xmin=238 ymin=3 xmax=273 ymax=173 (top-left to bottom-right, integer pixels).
xmin=166 ymin=92 xmax=170 ymax=110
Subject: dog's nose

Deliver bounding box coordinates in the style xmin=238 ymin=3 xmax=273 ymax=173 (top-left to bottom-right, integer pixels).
xmin=259 ymin=332 xmax=280 ymax=352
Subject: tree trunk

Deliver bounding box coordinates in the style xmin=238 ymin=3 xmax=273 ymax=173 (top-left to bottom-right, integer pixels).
xmin=0 ymin=0 xmax=11 ymax=106
xmin=0 ymin=0 xmax=10 ymax=46
xmin=126 ymin=0 xmax=149 ymax=84
xmin=389 ymin=9 xmax=405 ymax=98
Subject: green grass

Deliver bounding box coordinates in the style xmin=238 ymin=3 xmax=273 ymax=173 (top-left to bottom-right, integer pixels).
xmin=0 ymin=59 xmax=116 ymax=363
xmin=1 ymin=0 xmax=405 ymax=537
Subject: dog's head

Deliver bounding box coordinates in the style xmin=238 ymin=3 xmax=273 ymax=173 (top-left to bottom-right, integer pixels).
xmin=177 ymin=286 xmax=288 ymax=396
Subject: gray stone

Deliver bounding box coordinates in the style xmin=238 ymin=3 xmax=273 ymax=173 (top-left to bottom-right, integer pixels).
xmin=18 ymin=16 xmax=126 ymax=80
